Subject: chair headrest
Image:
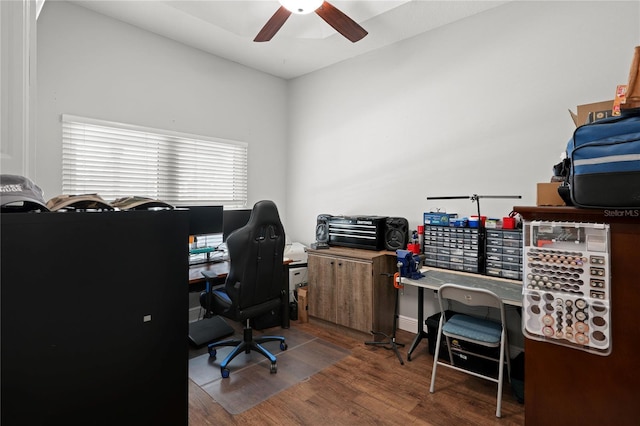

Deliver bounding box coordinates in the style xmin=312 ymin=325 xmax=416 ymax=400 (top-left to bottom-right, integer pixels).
xmin=246 ymin=200 xmax=282 ymax=229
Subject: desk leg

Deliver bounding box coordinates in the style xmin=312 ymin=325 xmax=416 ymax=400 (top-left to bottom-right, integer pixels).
xmin=407 ymin=287 xmax=428 ymax=361
xmin=281 ymin=265 xmax=290 ymax=329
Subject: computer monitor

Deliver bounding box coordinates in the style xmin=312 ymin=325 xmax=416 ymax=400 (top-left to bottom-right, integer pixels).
xmin=184 ymin=205 xmax=224 ymax=237
xmin=223 ymin=208 xmax=252 ymax=241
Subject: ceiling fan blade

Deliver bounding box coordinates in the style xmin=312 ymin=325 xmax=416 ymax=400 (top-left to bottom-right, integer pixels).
xmin=254 ymin=6 xmax=292 ymax=42
xmin=315 ymin=1 xmax=368 ymax=43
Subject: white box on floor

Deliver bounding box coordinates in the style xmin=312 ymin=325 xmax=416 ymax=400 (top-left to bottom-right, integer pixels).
xmin=289 ymin=266 xmax=308 ymax=302
xmin=285 ymin=242 xmax=308 ymax=302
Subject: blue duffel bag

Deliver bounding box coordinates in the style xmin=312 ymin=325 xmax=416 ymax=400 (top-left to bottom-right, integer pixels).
xmin=566 ymin=107 xmax=640 ymax=208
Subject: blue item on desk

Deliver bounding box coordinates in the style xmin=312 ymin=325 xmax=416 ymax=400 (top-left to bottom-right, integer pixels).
xmin=189 ymin=249 xmax=227 ymax=266
xmin=190 ymin=246 xmax=216 ymax=255
xmin=396 ymin=249 xmax=424 ymax=279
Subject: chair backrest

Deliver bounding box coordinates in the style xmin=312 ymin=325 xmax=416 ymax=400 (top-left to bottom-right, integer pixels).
xmin=224 ymin=200 xmax=285 ymax=310
xmin=437 ymin=283 xmax=506 ymax=324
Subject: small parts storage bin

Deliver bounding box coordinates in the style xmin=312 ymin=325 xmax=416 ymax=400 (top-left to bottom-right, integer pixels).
xmin=423 ymin=225 xmax=484 ymax=274
xmin=485 ymin=229 xmax=523 ymax=281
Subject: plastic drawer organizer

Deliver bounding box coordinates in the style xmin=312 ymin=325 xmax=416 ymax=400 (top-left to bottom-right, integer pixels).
xmin=422 ymin=225 xmax=484 ymax=273
xmin=522 ymin=221 xmax=611 ymax=355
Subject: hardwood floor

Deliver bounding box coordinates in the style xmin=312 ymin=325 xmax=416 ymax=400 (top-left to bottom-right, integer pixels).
xmin=188 ymin=321 xmax=525 ymax=425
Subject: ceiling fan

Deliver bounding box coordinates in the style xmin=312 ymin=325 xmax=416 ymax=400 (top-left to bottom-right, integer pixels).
xmin=254 ymin=0 xmax=368 ymax=43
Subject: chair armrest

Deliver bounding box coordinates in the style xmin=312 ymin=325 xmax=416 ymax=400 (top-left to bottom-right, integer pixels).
xmin=201 ymin=270 xmax=225 ymax=292
xmin=201 ymin=270 xmax=223 ymax=280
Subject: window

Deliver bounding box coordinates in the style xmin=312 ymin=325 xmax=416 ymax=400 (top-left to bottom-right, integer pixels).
xmin=61 ymin=114 xmax=248 ymax=207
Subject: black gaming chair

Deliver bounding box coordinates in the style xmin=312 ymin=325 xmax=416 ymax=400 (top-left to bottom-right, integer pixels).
xmin=199 ymin=200 xmax=288 ymax=378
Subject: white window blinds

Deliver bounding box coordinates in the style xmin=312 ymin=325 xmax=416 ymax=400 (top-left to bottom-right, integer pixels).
xmin=61 ymin=114 xmax=248 ymax=207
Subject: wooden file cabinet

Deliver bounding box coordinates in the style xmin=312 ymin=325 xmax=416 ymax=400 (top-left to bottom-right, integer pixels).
xmin=307 ymin=247 xmax=396 ymax=335
xmin=514 ymin=206 xmax=640 ymax=425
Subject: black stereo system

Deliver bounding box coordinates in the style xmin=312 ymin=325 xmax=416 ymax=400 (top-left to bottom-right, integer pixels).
xmin=313 ymin=214 xmax=409 ymax=251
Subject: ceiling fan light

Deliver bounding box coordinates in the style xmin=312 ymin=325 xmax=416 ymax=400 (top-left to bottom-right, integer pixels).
xmin=279 ymin=0 xmax=323 ymax=15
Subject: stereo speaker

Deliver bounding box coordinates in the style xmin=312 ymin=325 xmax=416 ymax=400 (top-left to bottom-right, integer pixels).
xmin=315 ymin=214 xmax=332 ymax=243
xmin=385 ymin=217 xmax=409 ymax=251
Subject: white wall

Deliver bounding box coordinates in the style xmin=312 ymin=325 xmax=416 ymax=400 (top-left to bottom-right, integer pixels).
xmin=36 ymin=1 xmax=289 ymax=219
xmin=285 ymin=0 xmax=639 ymax=340
xmin=287 ymin=0 xmax=639 ymax=244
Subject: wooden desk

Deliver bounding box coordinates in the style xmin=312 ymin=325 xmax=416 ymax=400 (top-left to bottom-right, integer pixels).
xmin=188 ymin=258 xmax=295 ymax=285
xmin=401 ymin=267 xmax=522 ymax=361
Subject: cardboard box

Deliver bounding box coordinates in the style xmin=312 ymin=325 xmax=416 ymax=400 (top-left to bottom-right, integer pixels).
xmin=297 ymin=286 xmax=308 ymax=323
xmin=537 ymin=182 xmax=565 ymax=206
xmin=568 ymin=100 xmax=613 ymax=127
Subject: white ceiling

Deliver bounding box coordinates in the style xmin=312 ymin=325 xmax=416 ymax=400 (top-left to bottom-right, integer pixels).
xmin=68 ymin=1 xmax=510 ymax=79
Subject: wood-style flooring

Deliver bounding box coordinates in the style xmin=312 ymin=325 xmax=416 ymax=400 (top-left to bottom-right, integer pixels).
xmin=188 ymin=321 xmax=525 ymax=425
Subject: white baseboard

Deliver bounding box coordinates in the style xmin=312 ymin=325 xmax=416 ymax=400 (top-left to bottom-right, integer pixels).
xmin=398 ymin=315 xmax=423 ymax=334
